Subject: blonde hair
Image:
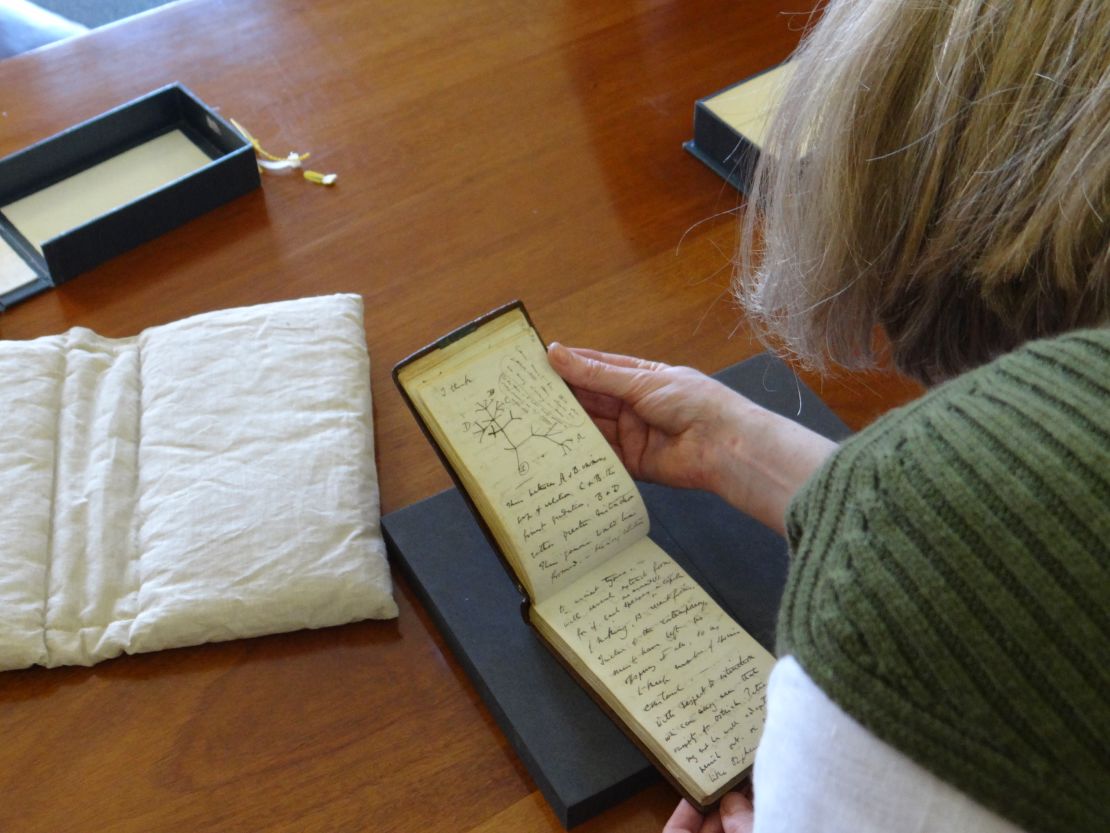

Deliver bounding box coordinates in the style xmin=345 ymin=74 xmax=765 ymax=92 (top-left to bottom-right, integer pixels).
xmin=738 ymin=0 xmax=1110 ymax=384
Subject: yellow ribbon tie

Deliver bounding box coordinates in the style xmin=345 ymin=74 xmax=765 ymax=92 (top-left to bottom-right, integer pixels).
xmin=230 ymin=118 xmax=337 ymax=187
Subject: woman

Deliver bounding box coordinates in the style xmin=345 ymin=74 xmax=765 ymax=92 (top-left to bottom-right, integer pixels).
xmin=549 ymin=1 xmax=1109 ymax=831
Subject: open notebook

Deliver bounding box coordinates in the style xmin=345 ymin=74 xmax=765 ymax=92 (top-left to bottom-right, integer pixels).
xmin=394 ymin=304 xmax=776 ymax=810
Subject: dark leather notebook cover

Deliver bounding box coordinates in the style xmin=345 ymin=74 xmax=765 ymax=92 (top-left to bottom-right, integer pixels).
xmin=381 ymin=353 xmax=851 ymax=828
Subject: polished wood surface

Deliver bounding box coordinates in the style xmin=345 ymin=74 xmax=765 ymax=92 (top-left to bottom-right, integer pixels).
xmin=0 ymin=2 xmax=922 ymax=831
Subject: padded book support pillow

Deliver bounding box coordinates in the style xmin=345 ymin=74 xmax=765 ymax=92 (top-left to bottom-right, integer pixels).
xmin=0 ymin=294 xmax=397 ymax=670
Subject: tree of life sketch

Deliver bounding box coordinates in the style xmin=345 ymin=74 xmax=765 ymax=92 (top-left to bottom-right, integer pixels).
xmin=459 ymin=345 xmax=587 ymax=476
xmin=465 ymin=392 xmax=573 ymax=475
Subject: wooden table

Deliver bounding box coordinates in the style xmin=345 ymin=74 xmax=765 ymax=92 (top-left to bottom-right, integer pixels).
xmin=0 ymin=2 xmax=922 ymax=830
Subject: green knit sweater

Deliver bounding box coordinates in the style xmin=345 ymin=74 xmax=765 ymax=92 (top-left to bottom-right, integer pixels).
xmin=778 ymin=328 xmax=1110 ymax=833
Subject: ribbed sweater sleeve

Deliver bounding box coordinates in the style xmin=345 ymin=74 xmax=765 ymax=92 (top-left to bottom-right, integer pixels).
xmin=777 ymin=328 xmax=1110 ymax=833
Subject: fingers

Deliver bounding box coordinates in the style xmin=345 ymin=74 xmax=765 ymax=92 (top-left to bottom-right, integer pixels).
xmin=720 ymin=791 xmax=754 ymax=833
xmin=660 ymin=793 xmax=752 ymax=833
xmin=662 ymin=800 xmax=707 ymax=833
xmin=567 ymin=384 xmax=624 ymax=422
xmin=548 ymin=342 xmax=664 ymax=401
xmin=590 ymin=415 xmax=619 ymax=447
xmin=556 ymin=345 xmax=669 ymax=372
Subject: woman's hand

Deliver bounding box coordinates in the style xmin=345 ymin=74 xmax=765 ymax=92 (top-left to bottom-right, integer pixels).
xmin=548 ymin=344 xmax=837 ymax=535
xmin=662 ymin=793 xmax=754 ymax=833
xmin=547 ymin=344 xmax=755 ymax=492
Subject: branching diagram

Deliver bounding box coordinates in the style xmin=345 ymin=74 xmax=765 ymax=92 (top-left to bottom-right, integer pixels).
xmin=464 ymin=391 xmax=573 ymax=475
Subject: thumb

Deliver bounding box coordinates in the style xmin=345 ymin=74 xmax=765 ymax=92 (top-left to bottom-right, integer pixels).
xmin=720 ymin=791 xmax=754 ymax=833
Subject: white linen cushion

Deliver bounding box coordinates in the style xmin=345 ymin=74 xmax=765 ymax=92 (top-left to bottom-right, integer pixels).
xmin=0 ymin=294 xmax=397 ymax=670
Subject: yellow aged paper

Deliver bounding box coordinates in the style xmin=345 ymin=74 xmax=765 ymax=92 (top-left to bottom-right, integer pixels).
xmin=535 ymin=538 xmax=774 ymax=799
xmin=2 ymin=130 xmax=211 ymax=252
xmin=0 ymin=236 xmax=37 ymax=294
xmin=406 ymin=317 xmax=649 ymax=603
xmin=704 ymin=63 xmax=794 ymax=149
